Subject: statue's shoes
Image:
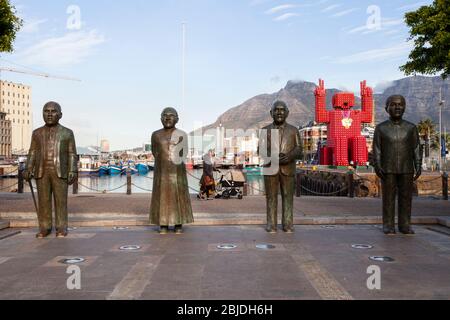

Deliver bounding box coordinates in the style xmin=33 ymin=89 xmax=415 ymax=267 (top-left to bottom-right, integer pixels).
xmin=159 ymin=227 xmax=169 ymax=235
xmin=399 ymin=227 xmax=415 ymax=235
xmin=266 ymin=227 xmax=277 ymax=234
xmin=36 ymin=230 xmax=51 ymax=239
xmin=56 ymin=231 xmax=68 ymax=238
xmin=383 ymin=226 xmax=396 ymax=235
xmin=283 ymin=227 xmax=295 ymax=234
xmin=174 ymin=227 xmax=184 ymax=235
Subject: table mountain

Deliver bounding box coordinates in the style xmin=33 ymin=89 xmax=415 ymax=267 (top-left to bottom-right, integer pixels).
xmin=201 ymin=76 xmax=449 ymax=131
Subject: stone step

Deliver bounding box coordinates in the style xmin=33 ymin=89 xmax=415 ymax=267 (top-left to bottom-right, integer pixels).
xmin=2 ymin=213 xmax=443 ymax=228
xmin=0 ymin=220 xmax=10 ymax=230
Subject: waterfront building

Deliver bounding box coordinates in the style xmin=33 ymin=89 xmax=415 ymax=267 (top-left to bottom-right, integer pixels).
xmin=0 ymin=112 xmax=12 ymax=157
xmin=0 ymin=81 xmax=33 ymax=155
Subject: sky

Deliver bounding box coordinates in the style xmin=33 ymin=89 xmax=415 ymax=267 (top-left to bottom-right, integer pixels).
xmin=0 ymin=0 xmax=433 ymax=150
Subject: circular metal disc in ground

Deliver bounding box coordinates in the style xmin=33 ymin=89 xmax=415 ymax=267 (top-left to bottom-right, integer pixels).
xmin=217 ymin=244 xmax=237 ymax=250
xmin=256 ymin=244 xmax=276 ymax=250
xmin=119 ymin=245 xmax=141 ymax=251
xmin=113 ymin=227 xmax=129 ymax=230
xmin=351 ymin=244 xmax=374 ymax=250
xmin=369 ymin=256 xmax=395 ymax=262
xmin=59 ymin=257 xmax=85 ymax=265
xmin=67 ymin=227 xmax=77 ymax=231
xmin=321 ymin=225 xmax=336 ymax=229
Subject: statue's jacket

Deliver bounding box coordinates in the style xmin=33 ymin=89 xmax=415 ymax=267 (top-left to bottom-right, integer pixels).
xmin=373 ymin=119 xmax=422 ymax=174
xmin=259 ymin=122 xmax=303 ymax=177
xmin=26 ymin=124 xmax=78 ymax=179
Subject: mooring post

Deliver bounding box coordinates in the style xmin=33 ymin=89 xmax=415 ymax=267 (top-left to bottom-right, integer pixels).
xmin=443 ymin=172 xmax=448 ymax=201
xmin=18 ymin=163 xmax=24 ymax=194
xmin=127 ymin=168 xmax=132 ymax=195
xmin=73 ymin=175 xmax=79 ymax=195
xmin=347 ymin=171 xmax=354 ymax=198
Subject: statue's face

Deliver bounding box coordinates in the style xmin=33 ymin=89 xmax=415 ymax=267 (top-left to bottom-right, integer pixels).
xmin=386 ymin=97 xmax=405 ymax=120
xmin=43 ymin=104 xmax=62 ymax=126
xmin=271 ymin=105 xmax=289 ymax=125
xmin=161 ymin=110 xmax=178 ymax=129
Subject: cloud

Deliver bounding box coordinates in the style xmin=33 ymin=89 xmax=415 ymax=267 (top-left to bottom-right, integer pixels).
xmin=347 ymin=18 xmax=404 ymax=34
xmin=322 ymin=4 xmax=341 ymax=12
xmin=332 ymin=8 xmax=359 ymax=17
xmin=20 ymin=19 xmax=48 ymax=34
xmin=374 ymin=80 xmax=396 ymax=93
xmin=397 ymin=1 xmax=428 ymax=11
xmin=273 ymin=13 xmax=300 ymax=21
xmin=265 ymin=4 xmax=298 ymax=15
xmin=332 ymin=42 xmax=413 ymax=64
xmin=18 ymin=30 xmax=105 ymax=68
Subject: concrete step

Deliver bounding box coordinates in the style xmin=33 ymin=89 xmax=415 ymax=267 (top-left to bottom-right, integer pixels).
xmin=0 ymin=220 xmax=10 ymax=230
xmin=0 ymin=212 xmax=444 ymax=228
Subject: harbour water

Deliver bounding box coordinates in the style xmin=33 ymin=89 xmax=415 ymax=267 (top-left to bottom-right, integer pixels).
xmin=0 ymin=169 xmax=266 ymax=196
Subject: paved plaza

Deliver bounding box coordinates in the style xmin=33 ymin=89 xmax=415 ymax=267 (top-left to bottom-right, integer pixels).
xmin=0 ymin=224 xmax=449 ymax=300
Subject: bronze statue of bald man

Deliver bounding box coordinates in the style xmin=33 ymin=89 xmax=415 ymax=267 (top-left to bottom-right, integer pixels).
xmin=373 ymin=95 xmax=422 ymax=235
xmin=150 ymin=107 xmax=194 ymax=234
xmin=24 ymin=102 xmax=78 ymax=238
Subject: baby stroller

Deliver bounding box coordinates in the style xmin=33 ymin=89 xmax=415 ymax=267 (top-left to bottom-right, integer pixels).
xmin=215 ymin=169 xmax=246 ymax=200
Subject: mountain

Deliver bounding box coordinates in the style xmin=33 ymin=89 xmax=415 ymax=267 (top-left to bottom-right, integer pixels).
xmin=202 ymin=76 xmax=450 ymax=131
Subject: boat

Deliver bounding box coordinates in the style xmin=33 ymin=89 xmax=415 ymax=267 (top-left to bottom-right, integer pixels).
xmin=78 ymin=156 xmax=100 ymax=176
xmin=98 ymin=165 xmax=109 ymax=176
xmin=109 ymin=165 xmax=122 ymax=175
xmin=136 ymin=163 xmax=149 ymax=175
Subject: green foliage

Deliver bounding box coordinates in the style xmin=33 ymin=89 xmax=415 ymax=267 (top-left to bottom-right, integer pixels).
xmin=0 ymin=0 xmax=23 ymax=53
xmin=400 ymin=0 xmax=450 ymax=78
xmin=417 ymin=118 xmax=437 ymax=140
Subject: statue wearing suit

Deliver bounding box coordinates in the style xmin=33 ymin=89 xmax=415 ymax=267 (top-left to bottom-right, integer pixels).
xmin=259 ymin=101 xmax=302 ymax=233
xmin=24 ymin=102 xmax=78 ymax=238
xmin=373 ymin=95 xmax=422 ymax=235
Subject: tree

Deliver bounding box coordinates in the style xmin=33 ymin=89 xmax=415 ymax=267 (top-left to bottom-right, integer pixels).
xmin=0 ymin=0 xmax=23 ymax=53
xmin=400 ymin=0 xmax=450 ymax=78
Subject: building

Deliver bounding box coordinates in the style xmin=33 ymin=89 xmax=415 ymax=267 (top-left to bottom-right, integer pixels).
xmin=100 ymin=139 xmax=110 ymax=153
xmin=299 ymin=121 xmax=328 ymax=162
xmin=0 ymin=112 xmax=12 ymax=157
xmin=0 ymin=81 xmax=33 ymax=155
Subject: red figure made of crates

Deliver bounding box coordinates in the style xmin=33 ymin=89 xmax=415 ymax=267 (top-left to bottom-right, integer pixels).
xmin=314 ymin=79 xmax=373 ymax=166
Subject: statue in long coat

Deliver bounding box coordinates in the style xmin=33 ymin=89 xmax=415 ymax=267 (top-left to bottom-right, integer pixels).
xmin=150 ymin=107 xmax=194 ymax=234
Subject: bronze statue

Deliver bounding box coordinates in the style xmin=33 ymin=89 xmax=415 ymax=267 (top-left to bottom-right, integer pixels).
xmin=150 ymin=108 xmax=194 ymax=234
xmin=24 ymin=102 xmax=78 ymax=238
xmin=259 ymin=101 xmax=302 ymax=233
xmin=373 ymin=95 xmax=422 ymax=235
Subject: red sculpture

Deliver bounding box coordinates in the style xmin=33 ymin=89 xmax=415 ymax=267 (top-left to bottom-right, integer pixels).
xmin=315 ymin=79 xmax=373 ymax=166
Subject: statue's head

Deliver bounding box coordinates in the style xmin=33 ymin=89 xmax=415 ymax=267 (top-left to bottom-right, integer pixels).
xmin=332 ymin=92 xmax=355 ymax=110
xmin=385 ymin=95 xmax=406 ymax=121
xmin=161 ymin=107 xmax=179 ymax=129
xmin=43 ymin=101 xmax=62 ymax=127
xmin=270 ymin=100 xmax=289 ymax=126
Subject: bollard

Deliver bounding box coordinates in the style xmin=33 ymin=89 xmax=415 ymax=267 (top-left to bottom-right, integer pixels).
xmin=296 ymin=172 xmax=302 ymax=197
xmin=443 ymin=172 xmax=448 ymax=201
xmin=127 ymin=168 xmax=132 ymax=195
xmin=73 ymin=175 xmax=79 ymax=195
xmin=347 ymin=171 xmax=354 ymax=198
xmin=243 ymin=183 xmax=248 ymax=196
xmin=18 ymin=164 xmax=24 ymax=194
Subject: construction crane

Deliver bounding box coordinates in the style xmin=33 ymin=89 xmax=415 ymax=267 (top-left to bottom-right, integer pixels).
xmin=0 ymin=67 xmax=81 ymax=82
